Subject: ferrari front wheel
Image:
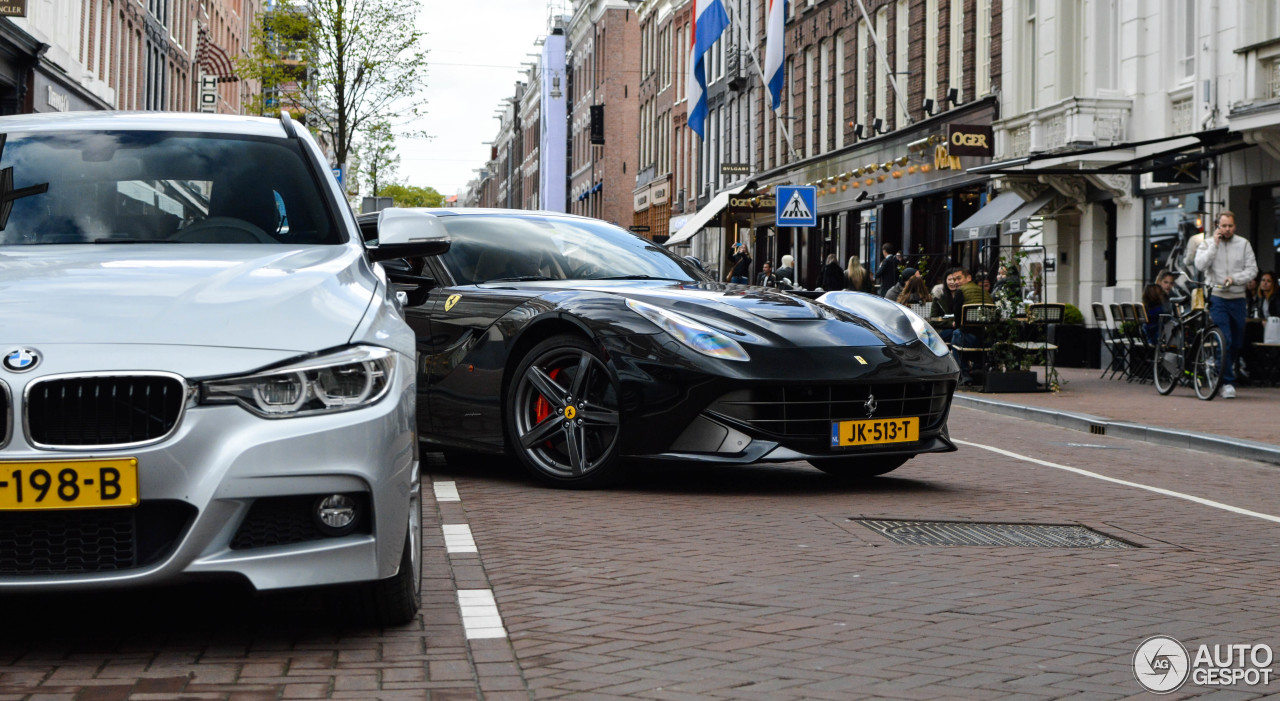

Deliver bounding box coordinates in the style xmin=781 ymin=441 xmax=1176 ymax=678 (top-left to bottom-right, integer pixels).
xmin=507 ymin=335 xmax=623 ymax=488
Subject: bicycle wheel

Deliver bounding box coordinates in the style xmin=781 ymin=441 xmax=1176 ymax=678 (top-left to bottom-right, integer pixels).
xmin=1153 ymin=321 xmax=1182 ymax=395
xmin=1193 ymin=326 xmax=1226 ymax=400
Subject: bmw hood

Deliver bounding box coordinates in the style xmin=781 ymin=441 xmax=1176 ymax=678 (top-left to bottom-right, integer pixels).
xmin=0 ymin=245 xmax=376 ymax=351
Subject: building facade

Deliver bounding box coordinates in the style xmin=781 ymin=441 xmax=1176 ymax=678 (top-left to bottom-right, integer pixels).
xmin=567 ymin=0 xmax=639 ymax=226
xmin=984 ymin=0 xmax=1280 ymax=315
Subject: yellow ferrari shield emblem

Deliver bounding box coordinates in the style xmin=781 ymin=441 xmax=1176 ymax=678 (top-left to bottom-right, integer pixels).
xmin=564 ymin=405 xmax=577 ymax=420
xmin=855 ymin=355 xmax=868 ymax=365
xmin=444 ymin=294 xmax=461 ymax=312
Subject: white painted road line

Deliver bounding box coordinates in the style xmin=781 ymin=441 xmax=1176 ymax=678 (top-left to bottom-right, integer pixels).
xmin=457 ymin=589 xmax=507 ymax=639
xmin=433 ymin=481 xmax=460 ymax=502
xmin=442 ymin=524 xmax=478 ymax=553
xmin=956 ymin=439 xmax=1280 ymax=525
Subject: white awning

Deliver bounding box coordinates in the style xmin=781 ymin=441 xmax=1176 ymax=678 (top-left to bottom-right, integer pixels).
xmin=951 ymin=192 xmax=1026 ymax=242
xmin=663 ymin=183 xmax=750 ymax=247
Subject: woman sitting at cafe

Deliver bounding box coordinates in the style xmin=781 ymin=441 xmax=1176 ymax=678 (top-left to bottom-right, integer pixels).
xmin=1249 ymin=270 xmax=1279 ymax=319
xmin=896 ymin=276 xmax=933 ymax=306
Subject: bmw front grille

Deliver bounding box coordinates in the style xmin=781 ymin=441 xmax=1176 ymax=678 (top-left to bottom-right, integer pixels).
xmin=24 ymin=373 xmax=188 ymax=449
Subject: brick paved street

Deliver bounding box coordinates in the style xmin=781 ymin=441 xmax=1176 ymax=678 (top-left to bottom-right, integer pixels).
xmin=2 ymin=406 xmax=1279 ymax=699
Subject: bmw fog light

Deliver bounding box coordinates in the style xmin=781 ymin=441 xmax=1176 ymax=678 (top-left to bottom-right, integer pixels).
xmin=314 ymin=494 xmax=359 ymax=535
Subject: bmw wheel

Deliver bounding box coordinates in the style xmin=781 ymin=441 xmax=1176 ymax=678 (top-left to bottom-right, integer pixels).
xmin=507 ymin=335 xmax=623 ymax=487
xmin=349 ymin=461 xmax=422 ymax=626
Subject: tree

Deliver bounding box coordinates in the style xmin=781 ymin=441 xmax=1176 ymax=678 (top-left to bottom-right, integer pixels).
xmin=378 ymin=183 xmax=445 ymax=208
xmin=355 ymin=120 xmax=399 ymax=198
xmin=237 ymin=0 xmax=428 ymax=170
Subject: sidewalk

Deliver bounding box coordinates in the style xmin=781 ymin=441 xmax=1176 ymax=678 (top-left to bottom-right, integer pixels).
xmin=954 ymin=366 xmax=1280 ymax=465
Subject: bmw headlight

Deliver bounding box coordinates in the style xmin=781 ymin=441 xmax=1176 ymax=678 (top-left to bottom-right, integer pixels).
xmin=902 ymin=307 xmax=951 ymax=357
xmin=625 ymin=298 xmax=750 ymax=362
xmin=201 ymin=346 xmax=395 ymax=418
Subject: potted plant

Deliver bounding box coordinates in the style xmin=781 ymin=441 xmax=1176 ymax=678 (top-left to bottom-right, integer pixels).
xmin=979 ymin=251 xmax=1058 ymax=392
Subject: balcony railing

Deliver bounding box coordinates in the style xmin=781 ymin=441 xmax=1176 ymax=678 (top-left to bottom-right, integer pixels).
xmin=995 ymin=97 xmax=1133 ymax=159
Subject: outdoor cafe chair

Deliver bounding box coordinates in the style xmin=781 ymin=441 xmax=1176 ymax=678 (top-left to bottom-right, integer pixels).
xmin=1120 ymin=303 xmax=1153 ymax=383
xmin=953 ymin=303 xmax=999 ymax=375
xmin=1013 ymin=303 xmax=1064 ymax=378
xmin=1093 ymin=302 xmax=1129 ymax=380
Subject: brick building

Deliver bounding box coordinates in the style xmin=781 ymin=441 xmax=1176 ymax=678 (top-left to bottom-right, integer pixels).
xmin=668 ymin=0 xmax=1003 ymax=291
xmin=567 ymin=0 xmax=639 ymax=227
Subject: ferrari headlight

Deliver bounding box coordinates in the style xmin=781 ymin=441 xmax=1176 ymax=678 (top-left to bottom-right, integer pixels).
xmin=201 ymin=346 xmax=395 ymax=418
xmin=903 ymin=307 xmax=951 ymax=357
xmin=625 ymin=298 xmax=750 ymax=362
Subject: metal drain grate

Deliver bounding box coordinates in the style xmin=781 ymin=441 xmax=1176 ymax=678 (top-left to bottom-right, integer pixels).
xmin=853 ymin=519 xmax=1137 ymax=548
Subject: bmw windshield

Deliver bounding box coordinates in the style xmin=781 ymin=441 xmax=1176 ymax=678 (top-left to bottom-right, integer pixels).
xmin=0 ymin=131 xmax=340 ymax=246
xmin=437 ymin=214 xmax=705 ymax=284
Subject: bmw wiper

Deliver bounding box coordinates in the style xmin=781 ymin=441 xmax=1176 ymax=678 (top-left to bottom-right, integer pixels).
xmin=590 ymin=275 xmax=683 ymax=281
xmin=93 ymin=238 xmax=180 ymax=243
xmin=487 ymin=275 xmax=555 ymax=282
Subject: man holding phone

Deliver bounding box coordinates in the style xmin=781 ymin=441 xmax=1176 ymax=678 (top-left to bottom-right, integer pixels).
xmin=1194 ymin=211 xmax=1258 ymax=398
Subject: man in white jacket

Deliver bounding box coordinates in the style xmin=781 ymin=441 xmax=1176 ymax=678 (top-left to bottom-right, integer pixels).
xmin=1194 ymin=211 xmax=1258 ymax=398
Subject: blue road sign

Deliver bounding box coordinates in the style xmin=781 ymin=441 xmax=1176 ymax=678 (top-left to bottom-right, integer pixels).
xmin=776 ymin=186 xmax=817 ymax=227
xmin=332 ymin=166 xmax=344 ymax=186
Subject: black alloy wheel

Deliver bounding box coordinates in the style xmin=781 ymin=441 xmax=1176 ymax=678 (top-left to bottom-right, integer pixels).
xmin=507 ymin=335 xmax=623 ymax=487
xmin=808 ymin=455 xmax=912 ymax=479
xmin=1153 ymin=323 xmax=1182 ymax=395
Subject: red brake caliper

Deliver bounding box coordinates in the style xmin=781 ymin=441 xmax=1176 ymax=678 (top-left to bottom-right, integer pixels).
xmin=533 ymin=368 xmax=561 ymax=438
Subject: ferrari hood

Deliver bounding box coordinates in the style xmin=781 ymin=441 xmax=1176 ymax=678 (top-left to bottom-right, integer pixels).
xmin=573 ymin=281 xmax=829 ymax=320
xmin=0 ymin=245 xmax=376 ymax=351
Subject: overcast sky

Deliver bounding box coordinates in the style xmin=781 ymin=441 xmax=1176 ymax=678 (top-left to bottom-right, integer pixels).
xmin=401 ymin=0 xmax=560 ymax=196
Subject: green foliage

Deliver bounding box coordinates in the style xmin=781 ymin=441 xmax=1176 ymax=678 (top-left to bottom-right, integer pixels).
xmin=1063 ymin=303 xmax=1084 ymax=325
xmin=237 ymin=0 xmax=429 ymax=169
xmin=355 ymin=120 xmax=399 ymax=198
xmin=378 ymin=183 xmax=445 ymax=208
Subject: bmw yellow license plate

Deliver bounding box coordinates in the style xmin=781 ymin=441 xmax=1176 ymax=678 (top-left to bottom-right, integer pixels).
xmin=0 ymin=459 xmax=139 ymax=510
xmin=831 ymin=418 xmax=919 ymax=447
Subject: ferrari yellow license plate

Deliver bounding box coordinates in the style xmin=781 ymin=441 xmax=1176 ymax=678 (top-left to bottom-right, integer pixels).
xmin=831 ymin=418 xmax=919 ymax=447
xmin=0 ymin=459 xmax=139 ymax=510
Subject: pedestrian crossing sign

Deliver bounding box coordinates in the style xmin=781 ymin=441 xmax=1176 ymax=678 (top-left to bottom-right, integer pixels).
xmin=776 ymin=186 xmax=817 ymax=227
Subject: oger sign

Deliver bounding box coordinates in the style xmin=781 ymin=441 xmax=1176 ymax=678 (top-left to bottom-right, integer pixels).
xmin=946 ymin=124 xmax=994 ymax=157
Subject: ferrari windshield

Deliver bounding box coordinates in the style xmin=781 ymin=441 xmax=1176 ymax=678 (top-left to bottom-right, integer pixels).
xmin=438 ymin=214 xmax=705 ymax=284
xmin=0 ymin=131 xmax=340 ymax=245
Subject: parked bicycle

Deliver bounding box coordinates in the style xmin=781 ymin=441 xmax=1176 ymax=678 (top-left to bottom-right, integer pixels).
xmin=1153 ymin=282 xmax=1227 ymax=400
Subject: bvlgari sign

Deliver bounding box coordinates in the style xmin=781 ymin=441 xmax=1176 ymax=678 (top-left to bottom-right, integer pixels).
xmin=0 ymin=0 xmax=27 ymax=16
xmin=946 ymin=123 xmax=994 ymax=157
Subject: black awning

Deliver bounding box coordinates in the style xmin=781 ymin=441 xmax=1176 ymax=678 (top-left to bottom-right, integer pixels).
xmin=967 ymin=128 xmax=1243 ymax=176
xmin=952 ymin=192 xmax=1025 ymax=242
xmin=1001 ymin=190 xmax=1056 ymax=235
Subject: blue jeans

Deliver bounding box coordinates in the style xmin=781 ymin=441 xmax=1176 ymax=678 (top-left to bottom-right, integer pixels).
xmin=730 ymin=276 xmax=748 ymax=284
xmin=1208 ymin=296 xmax=1246 ymax=385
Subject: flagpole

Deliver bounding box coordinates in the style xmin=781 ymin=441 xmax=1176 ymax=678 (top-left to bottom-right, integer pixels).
xmin=722 ymin=0 xmax=801 ymax=162
xmin=851 ymin=0 xmax=912 ymax=125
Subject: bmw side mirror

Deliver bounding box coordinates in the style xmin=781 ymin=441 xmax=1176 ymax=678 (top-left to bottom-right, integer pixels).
xmin=367 ymin=208 xmax=451 ymax=261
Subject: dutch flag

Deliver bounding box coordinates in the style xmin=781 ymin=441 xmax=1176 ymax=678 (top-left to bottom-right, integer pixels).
xmin=764 ymin=0 xmax=786 ymax=111
xmin=688 ymin=0 xmax=729 ymax=139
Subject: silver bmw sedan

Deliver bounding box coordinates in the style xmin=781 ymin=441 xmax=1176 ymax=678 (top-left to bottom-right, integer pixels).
xmin=0 ymin=112 xmax=438 ymax=625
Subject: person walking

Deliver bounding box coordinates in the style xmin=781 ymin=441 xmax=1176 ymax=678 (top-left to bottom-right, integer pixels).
xmin=1194 ymin=211 xmax=1258 ymax=399
xmin=818 ymin=253 xmax=845 ymax=291
xmin=726 ymin=242 xmax=752 ymax=284
xmin=845 ymin=255 xmax=872 ymax=292
xmin=875 ymin=243 xmax=900 ymax=296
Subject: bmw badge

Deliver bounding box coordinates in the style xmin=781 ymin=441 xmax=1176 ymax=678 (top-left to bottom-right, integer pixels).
xmin=3 ymin=348 xmax=40 ymax=373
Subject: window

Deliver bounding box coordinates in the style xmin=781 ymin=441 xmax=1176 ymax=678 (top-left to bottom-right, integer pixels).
xmin=896 ymin=0 xmax=908 ymax=125
xmin=976 ymin=0 xmax=991 ymax=95
xmin=1093 ymin=0 xmax=1118 ymax=91
xmin=949 ymin=0 xmax=964 ymax=104
xmin=856 ymin=20 xmax=867 ymax=130
xmin=805 ymin=46 xmax=815 ymax=158
xmin=1023 ymin=0 xmax=1038 ymax=110
xmin=836 ymin=33 xmax=846 ymax=149
xmin=875 ymin=8 xmax=888 ymax=124
xmin=1176 ymin=0 xmax=1196 ymax=81
xmin=820 ymin=40 xmax=830 ymax=154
